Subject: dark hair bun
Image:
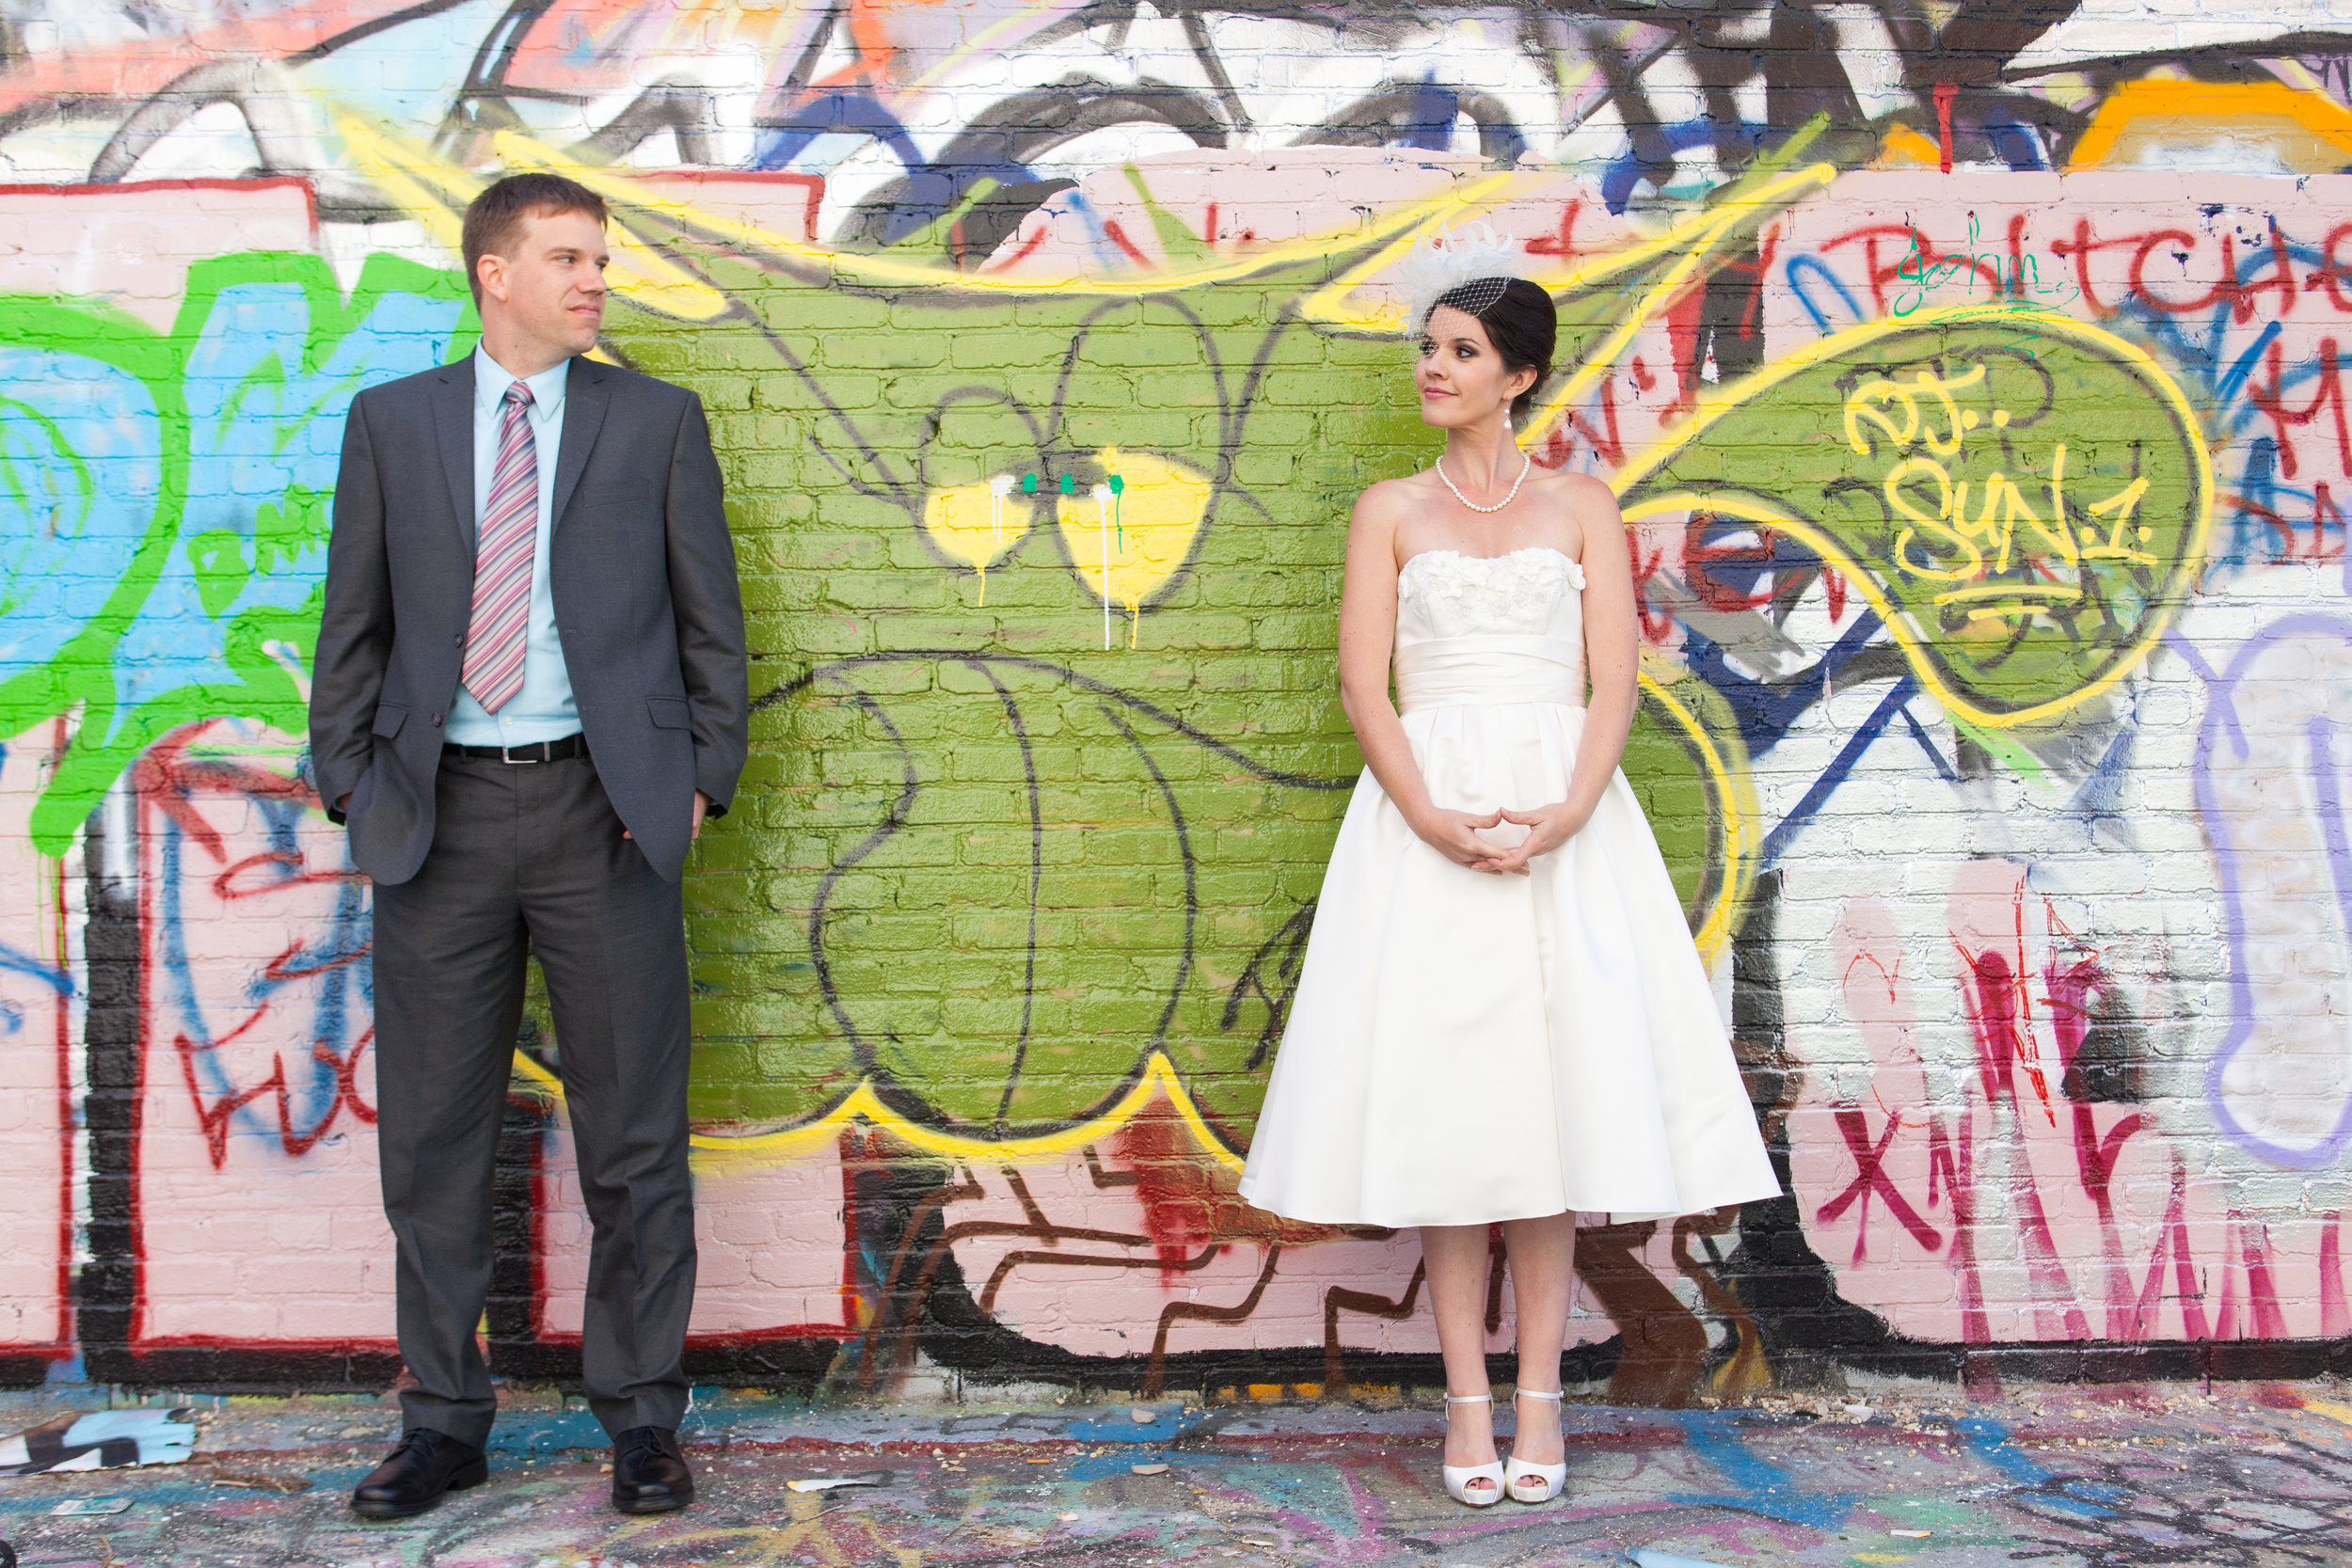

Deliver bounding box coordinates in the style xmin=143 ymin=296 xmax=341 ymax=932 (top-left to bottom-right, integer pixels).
xmin=1429 ymin=277 xmax=1556 ymax=423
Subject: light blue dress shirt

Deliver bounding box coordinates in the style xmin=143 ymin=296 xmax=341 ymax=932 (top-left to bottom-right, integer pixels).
xmin=448 ymin=345 xmax=580 ymax=746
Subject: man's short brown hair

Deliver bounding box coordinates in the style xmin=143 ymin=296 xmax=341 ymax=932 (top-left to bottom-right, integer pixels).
xmin=460 ymin=173 xmax=610 ymax=305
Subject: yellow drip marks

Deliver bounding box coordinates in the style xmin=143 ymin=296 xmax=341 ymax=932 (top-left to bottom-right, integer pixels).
xmin=922 ymin=475 xmax=1025 ymax=604
xmin=1055 ymin=449 xmax=1212 ymax=647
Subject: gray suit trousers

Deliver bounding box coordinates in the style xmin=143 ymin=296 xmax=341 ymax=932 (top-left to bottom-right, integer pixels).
xmin=372 ymin=750 xmax=695 ymax=1446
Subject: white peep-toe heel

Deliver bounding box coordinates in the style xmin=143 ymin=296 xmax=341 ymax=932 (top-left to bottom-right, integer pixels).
xmin=1505 ymin=1386 xmax=1566 ymax=1504
xmin=1440 ymin=1392 xmax=1503 ymax=1507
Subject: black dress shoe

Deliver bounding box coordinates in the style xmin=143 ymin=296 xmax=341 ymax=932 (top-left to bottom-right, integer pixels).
xmin=612 ymin=1426 xmax=693 ymax=1514
xmin=351 ymin=1428 xmax=488 ymax=1519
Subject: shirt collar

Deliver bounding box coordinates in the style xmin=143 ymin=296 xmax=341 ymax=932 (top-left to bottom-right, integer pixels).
xmin=473 ymin=344 xmax=569 ymax=426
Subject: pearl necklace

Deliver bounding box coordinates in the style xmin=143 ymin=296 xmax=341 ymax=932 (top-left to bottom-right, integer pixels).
xmin=1434 ymin=451 xmax=1532 ymax=514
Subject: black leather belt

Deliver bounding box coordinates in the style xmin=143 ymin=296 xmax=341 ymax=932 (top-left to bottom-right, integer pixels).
xmin=443 ymin=734 xmax=586 ymax=764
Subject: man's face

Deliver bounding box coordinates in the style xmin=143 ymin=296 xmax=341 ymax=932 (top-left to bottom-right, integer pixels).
xmin=478 ymin=207 xmax=609 ymax=358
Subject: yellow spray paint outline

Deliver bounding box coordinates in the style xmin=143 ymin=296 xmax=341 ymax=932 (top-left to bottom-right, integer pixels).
xmin=337 ymin=115 xmax=732 ymax=320
xmin=1488 ymin=161 xmax=1839 ymax=444
xmin=333 ymin=110 xmax=480 ymax=257
xmin=1611 ymin=302 xmax=2215 ymax=730
xmin=338 ymin=115 xmax=1823 ymax=339
xmin=1299 ymin=161 xmax=1835 ymax=333
xmin=513 ymin=1042 xmax=1251 ymax=1172
xmin=1638 ymin=668 xmax=1753 ymax=965
xmin=489 ymin=123 xmax=1519 ymax=301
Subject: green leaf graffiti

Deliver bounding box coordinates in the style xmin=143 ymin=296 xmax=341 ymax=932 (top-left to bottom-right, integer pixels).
xmin=594 ymin=182 xmax=1790 ymax=1155
xmin=1615 ymin=304 xmax=2214 ymax=727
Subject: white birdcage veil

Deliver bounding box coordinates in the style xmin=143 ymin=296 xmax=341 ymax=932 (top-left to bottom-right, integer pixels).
xmin=1398 ymin=221 xmax=1527 ymax=337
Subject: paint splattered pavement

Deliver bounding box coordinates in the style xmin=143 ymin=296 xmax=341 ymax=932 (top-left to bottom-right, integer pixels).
xmin=3 ymin=1380 xmax=2350 ymax=1566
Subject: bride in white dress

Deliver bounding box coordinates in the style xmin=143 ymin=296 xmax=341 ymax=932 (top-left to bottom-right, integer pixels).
xmin=1236 ymin=271 xmax=1781 ymax=1507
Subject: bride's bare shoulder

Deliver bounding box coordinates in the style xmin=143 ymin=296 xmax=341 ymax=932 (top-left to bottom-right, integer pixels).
xmin=1526 ymin=466 xmax=1613 ymax=501
xmin=1529 ymin=467 xmax=1622 ymax=526
xmin=1354 ymin=471 xmax=1435 ymax=522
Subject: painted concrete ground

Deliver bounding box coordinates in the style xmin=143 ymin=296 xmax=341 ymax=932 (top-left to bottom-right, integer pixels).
xmin=2 ymin=1380 xmax=2349 ymax=1567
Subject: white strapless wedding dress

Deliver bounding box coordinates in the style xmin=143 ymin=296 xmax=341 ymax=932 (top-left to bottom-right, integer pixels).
xmin=1237 ymin=546 xmax=1781 ymax=1227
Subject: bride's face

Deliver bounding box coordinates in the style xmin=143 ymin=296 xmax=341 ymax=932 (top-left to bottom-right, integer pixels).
xmin=1416 ymin=304 xmax=1533 ymax=429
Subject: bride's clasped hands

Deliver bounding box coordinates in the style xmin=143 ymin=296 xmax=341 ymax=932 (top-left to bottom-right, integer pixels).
xmin=1490 ymin=800 xmax=1595 ymax=875
xmin=1406 ymin=800 xmax=1591 ymax=876
xmin=1406 ymin=804 xmax=1509 ymax=873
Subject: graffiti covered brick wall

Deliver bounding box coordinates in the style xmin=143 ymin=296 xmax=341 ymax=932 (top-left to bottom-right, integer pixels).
xmin=4 ymin=0 xmax=2352 ymax=1404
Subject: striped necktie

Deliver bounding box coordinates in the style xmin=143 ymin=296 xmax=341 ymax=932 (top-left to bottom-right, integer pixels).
xmin=461 ymin=380 xmax=538 ymax=713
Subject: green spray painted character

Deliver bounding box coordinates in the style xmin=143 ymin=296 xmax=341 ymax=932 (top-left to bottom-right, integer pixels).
xmin=583 ymin=161 xmax=2204 ymax=1165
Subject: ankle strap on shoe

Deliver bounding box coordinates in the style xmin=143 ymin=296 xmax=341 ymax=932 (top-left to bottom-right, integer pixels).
xmin=1515 ymin=1387 xmax=1565 ymax=1401
xmin=1445 ymin=1392 xmax=1493 ymax=1405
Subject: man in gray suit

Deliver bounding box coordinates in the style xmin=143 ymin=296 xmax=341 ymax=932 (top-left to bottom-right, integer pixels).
xmin=311 ymin=172 xmax=746 ymax=1519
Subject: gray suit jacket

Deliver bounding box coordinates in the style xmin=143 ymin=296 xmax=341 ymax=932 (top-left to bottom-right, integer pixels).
xmin=310 ymin=355 xmax=748 ymax=885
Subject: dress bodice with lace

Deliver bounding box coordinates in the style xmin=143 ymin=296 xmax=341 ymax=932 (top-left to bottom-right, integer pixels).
xmin=1394 ymin=546 xmax=1588 ymax=713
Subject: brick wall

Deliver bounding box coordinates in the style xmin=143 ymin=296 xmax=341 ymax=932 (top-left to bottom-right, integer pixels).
xmin=2 ymin=2 xmax=2351 ymax=1403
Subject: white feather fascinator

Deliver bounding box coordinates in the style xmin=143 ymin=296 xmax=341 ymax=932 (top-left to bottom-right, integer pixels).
xmin=1395 ymin=221 xmax=1528 ymax=337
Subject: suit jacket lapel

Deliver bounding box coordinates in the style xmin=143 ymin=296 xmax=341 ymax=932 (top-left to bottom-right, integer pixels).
xmin=550 ymin=357 xmax=610 ymax=528
xmin=430 ymin=360 xmax=475 ymax=552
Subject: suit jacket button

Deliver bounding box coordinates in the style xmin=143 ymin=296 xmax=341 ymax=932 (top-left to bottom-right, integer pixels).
xmin=431 ymin=714 xmax=443 ymax=727
xmin=453 ymin=633 xmax=463 ymax=645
